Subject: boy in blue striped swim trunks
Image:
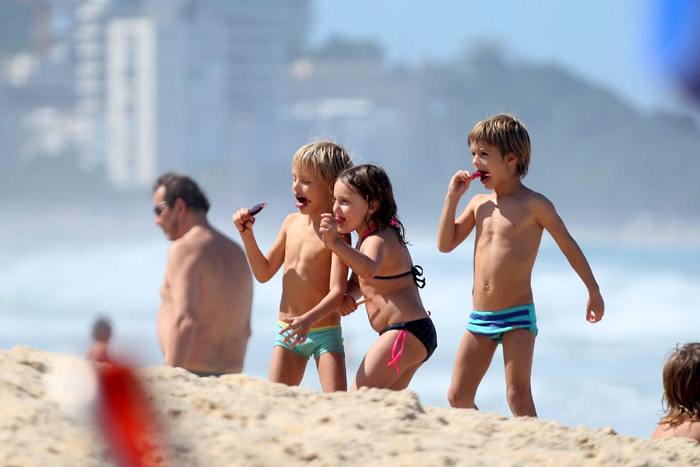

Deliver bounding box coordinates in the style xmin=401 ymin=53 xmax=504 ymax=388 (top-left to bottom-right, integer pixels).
xmin=437 ymin=114 xmax=605 ymax=417
xmin=467 ymin=304 xmax=538 ymax=343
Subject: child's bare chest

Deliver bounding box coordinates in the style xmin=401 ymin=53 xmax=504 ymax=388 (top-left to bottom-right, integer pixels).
xmin=284 ymin=226 xmax=330 ymax=270
xmin=476 ymin=199 xmax=534 ymax=238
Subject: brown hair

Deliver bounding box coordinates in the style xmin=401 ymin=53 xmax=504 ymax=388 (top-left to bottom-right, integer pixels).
xmin=154 ymin=172 xmax=210 ymax=213
xmin=468 ymin=113 xmax=531 ymax=179
xmin=660 ymin=342 xmax=700 ymax=427
xmin=292 ymin=141 xmax=353 ymax=189
xmin=337 ymin=164 xmax=408 ymax=246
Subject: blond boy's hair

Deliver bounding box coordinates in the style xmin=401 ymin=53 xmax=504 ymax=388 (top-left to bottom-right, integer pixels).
xmin=468 ymin=114 xmax=531 ymax=179
xmin=292 ymin=141 xmax=353 ymax=187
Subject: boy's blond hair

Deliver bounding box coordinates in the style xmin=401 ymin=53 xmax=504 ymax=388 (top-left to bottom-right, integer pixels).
xmin=292 ymin=141 xmax=353 ymax=187
xmin=468 ymin=114 xmax=531 ymax=179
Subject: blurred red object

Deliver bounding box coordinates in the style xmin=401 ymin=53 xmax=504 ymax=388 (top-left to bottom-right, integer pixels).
xmin=95 ymin=362 xmax=166 ymax=466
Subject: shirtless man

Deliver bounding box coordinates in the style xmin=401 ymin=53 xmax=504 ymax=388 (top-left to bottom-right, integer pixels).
xmin=154 ymin=172 xmax=253 ymax=376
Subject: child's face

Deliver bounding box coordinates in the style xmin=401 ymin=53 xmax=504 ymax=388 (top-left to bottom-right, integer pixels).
xmin=332 ymin=180 xmax=370 ymax=235
xmin=292 ymin=167 xmax=331 ymax=215
xmin=470 ymin=140 xmax=513 ymax=189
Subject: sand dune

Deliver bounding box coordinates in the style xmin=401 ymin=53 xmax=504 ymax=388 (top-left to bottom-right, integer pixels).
xmin=1 ymin=346 xmax=697 ymax=466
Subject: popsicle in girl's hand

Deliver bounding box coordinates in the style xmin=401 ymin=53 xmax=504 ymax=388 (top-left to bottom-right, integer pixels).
xmin=470 ymin=171 xmax=487 ymax=179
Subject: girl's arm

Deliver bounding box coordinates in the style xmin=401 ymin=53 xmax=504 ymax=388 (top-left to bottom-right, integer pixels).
xmin=532 ymin=195 xmax=604 ymax=323
xmin=318 ymin=214 xmax=386 ymax=279
xmin=233 ymin=209 xmax=288 ymax=283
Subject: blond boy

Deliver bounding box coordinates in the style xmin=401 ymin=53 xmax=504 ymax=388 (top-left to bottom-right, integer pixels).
xmin=233 ymin=142 xmax=352 ymax=392
xmin=437 ymin=114 xmax=604 ymax=416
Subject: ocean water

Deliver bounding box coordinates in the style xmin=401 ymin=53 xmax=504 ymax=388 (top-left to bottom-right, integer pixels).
xmin=1 ymin=233 xmax=698 ymax=440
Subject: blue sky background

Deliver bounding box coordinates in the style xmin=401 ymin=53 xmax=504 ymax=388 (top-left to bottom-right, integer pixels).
xmin=311 ymin=0 xmax=692 ymax=115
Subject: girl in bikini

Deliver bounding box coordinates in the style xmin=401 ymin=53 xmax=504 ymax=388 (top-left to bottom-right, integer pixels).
xmin=319 ymin=164 xmax=437 ymax=390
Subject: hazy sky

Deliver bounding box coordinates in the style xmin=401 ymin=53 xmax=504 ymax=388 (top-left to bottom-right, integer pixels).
xmin=311 ymin=0 xmax=689 ymax=114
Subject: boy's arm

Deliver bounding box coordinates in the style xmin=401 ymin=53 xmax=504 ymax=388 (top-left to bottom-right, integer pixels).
xmin=337 ymin=272 xmax=362 ymax=317
xmin=532 ymin=196 xmax=604 ymax=323
xmin=437 ymin=171 xmax=477 ymax=252
xmin=234 ymin=211 xmax=287 ymax=283
xmin=345 ymin=272 xmax=362 ymax=301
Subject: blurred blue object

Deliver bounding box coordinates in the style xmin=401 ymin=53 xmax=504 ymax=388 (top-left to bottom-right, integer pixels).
xmin=654 ymin=0 xmax=700 ymax=101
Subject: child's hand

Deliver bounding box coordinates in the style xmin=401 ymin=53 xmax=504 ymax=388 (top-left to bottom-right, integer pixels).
xmin=279 ymin=316 xmax=311 ymax=348
xmin=586 ymin=291 xmax=605 ymax=323
xmin=447 ymin=170 xmax=474 ymax=199
xmin=337 ymin=294 xmax=358 ymax=316
xmin=319 ymin=213 xmax=340 ymax=245
xmin=232 ymin=208 xmax=255 ymax=233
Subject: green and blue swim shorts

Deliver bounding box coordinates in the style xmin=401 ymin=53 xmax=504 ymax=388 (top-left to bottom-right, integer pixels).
xmin=275 ymin=321 xmax=345 ymax=360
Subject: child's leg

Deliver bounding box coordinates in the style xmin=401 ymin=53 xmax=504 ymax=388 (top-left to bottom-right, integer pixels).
xmin=315 ymin=351 xmax=347 ymax=392
xmin=447 ymin=331 xmax=498 ymax=409
xmin=350 ymin=331 xmax=427 ymax=391
xmin=501 ymin=329 xmax=537 ymax=417
xmin=387 ymin=362 xmax=421 ymax=391
xmin=268 ymin=346 xmax=307 ymax=386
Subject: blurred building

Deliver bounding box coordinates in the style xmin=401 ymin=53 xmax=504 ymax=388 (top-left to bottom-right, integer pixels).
xmin=0 ymin=80 xmax=9 ymax=166
xmin=0 ymin=49 xmax=77 ymax=165
xmin=72 ymin=0 xmax=309 ymax=190
xmin=280 ymin=39 xmax=427 ymax=176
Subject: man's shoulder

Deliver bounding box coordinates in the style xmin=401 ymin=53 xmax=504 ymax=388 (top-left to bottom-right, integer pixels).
xmin=170 ymin=225 xmax=214 ymax=255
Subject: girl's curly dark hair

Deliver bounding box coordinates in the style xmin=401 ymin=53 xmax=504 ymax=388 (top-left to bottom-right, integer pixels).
xmin=337 ymin=164 xmax=407 ymax=245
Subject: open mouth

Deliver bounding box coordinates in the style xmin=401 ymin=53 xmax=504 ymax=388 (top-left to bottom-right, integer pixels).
xmin=295 ymin=195 xmax=308 ymax=209
xmin=334 ymin=216 xmax=345 ymax=223
xmin=472 ymin=170 xmax=489 ymax=180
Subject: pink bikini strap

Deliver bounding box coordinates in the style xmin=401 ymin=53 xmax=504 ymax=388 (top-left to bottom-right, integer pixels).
xmin=387 ymin=330 xmax=408 ymax=375
xmin=357 ymin=219 xmax=400 ymax=249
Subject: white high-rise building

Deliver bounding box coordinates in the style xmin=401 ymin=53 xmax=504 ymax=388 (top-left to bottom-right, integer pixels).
xmin=72 ymin=0 xmax=309 ymax=190
xmin=104 ymin=17 xmax=156 ymax=189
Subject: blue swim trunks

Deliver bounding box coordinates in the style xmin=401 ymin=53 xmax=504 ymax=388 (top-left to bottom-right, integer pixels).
xmin=275 ymin=321 xmax=345 ymax=360
xmin=467 ymin=304 xmax=538 ymax=343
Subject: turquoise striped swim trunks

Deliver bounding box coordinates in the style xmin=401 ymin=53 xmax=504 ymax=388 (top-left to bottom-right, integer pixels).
xmin=467 ymin=304 xmax=538 ymax=343
xmin=275 ymin=321 xmax=345 ymax=360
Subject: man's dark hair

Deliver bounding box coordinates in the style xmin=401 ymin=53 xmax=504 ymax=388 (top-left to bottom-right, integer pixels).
xmin=154 ymin=172 xmax=211 ymax=213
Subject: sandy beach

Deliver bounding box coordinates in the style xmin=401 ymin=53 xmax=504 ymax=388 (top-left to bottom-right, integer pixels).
xmin=1 ymin=345 xmax=698 ymax=466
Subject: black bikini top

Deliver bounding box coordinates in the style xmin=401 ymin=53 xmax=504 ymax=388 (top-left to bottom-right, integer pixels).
xmin=356 ymin=223 xmax=426 ymax=289
xmin=374 ymin=265 xmax=426 ymax=288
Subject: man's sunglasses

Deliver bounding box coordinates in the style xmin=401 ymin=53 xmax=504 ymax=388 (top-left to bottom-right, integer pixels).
xmin=154 ymin=201 xmax=168 ymax=216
